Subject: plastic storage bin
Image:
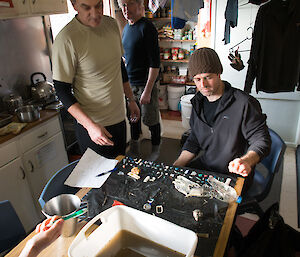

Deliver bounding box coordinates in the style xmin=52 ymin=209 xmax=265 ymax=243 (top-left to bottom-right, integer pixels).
xmin=167 ymin=85 xmax=185 ymax=111
xmin=181 ymin=94 xmax=195 ymax=129
xmin=68 ymin=205 xmax=198 ymax=257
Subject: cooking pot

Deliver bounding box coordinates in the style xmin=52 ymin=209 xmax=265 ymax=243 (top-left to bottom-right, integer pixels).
xmin=30 ymin=72 xmax=56 ymax=104
xmin=16 ymin=105 xmax=40 ymax=123
xmin=3 ymin=94 xmax=23 ymax=114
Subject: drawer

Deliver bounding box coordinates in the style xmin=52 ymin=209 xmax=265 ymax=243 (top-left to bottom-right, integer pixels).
xmin=20 ymin=116 xmax=61 ymax=153
xmin=0 ymin=140 xmax=19 ymax=168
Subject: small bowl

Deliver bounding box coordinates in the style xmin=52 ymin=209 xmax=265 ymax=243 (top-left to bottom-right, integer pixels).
xmin=16 ymin=105 xmax=40 ymax=123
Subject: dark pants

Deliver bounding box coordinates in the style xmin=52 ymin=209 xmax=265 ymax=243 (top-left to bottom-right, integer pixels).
xmin=75 ymin=120 xmax=126 ymax=159
xmin=126 ymin=83 xmax=161 ymax=145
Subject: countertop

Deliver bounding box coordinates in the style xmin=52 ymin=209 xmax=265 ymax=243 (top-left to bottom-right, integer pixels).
xmin=0 ymin=110 xmax=59 ymax=145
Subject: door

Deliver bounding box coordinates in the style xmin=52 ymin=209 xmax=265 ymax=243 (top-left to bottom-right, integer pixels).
xmin=0 ymin=157 xmax=40 ymax=232
xmin=22 ymin=132 xmax=68 ymax=209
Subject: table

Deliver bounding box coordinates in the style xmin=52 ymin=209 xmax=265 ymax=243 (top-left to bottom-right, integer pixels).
xmin=6 ymin=156 xmax=244 ymax=257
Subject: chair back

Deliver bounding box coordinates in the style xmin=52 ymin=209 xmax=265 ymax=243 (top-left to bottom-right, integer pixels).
xmin=0 ymin=200 xmax=26 ymax=253
xmin=247 ymin=128 xmax=286 ymax=202
xmin=261 ymin=128 xmax=286 ymax=176
xmin=39 ymin=160 xmax=79 ymax=208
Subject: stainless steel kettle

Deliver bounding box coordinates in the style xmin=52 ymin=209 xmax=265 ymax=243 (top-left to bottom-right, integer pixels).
xmin=30 ymin=72 xmax=56 ymax=104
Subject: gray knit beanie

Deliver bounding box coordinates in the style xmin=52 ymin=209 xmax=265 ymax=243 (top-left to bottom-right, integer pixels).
xmin=188 ymin=47 xmax=223 ymax=77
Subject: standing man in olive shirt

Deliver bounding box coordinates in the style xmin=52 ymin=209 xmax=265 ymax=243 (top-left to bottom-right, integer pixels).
xmin=52 ymin=0 xmax=140 ymax=158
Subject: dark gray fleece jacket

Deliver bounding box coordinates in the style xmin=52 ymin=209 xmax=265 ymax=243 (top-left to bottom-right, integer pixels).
xmin=183 ymin=81 xmax=271 ymax=175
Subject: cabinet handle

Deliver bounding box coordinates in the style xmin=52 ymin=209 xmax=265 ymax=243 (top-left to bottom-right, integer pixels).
xmin=20 ymin=166 xmax=26 ymax=179
xmin=28 ymin=160 xmax=34 ymax=173
xmin=22 ymin=0 xmax=26 ymax=4
xmin=37 ymin=132 xmax=48 ymax=139
xmin=32 ymin=0 xmax=36 ymax=4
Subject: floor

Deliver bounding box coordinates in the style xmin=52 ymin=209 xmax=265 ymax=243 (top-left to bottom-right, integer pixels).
xmin=159 ymin=117 xmax=299 ymax=232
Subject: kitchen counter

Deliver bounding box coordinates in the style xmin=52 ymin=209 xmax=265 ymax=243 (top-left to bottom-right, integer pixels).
xmin=0 ymin=110 xmax=59 ymax=145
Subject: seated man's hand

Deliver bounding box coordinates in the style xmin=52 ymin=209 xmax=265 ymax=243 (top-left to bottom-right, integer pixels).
xmin=228 ymin=158 xmax=251 ymax=177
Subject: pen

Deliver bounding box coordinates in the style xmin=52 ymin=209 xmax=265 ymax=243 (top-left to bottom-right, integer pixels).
xmin=96 ymin=167 xmax=117 ymax=177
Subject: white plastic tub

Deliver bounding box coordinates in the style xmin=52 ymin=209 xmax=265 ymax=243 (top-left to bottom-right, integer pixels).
xmin=68 ymin=205 xmax=198 ymax=257
xmin=181 ymin=94 xmax=195 ymax=129
xmin=167 ymin=85 xmax=185 ymax=111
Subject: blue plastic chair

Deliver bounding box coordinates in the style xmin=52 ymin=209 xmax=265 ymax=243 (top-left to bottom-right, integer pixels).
xmin=0 ymin=200 xmax=26 ymax=254
xmin=246 ymin=128 xmax=287 ymax=202
xmin=39 ymin=160 xmax=80 ymax=208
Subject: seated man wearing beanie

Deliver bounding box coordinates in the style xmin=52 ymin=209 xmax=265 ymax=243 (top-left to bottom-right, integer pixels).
xmin=173 ymin=47 xmax=271 ymax=189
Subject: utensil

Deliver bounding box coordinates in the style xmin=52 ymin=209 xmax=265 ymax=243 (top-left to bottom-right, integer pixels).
xmin=42 ymin=194 xmax=81 ymax=237
xmin=2 ymin=94 xmax=23 ymax=114
xmin=30 ymin=72 xmax=56 ymax=104
xmin=44 ymin=208 xmax=88 ymax=231
xmin=16 ymin=105 xmax=40 ymax=123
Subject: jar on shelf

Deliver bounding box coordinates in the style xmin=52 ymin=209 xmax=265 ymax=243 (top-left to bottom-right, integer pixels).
xmin=145 ymin=11 xmax=153 ymax=18
xmin=168 ymin=8 xmax=171 ymax=17
xmin=163 ymin=48 xmax=171 ymax=60
xmin=188 ymin=30 xmax=193 ymax=40
xmin=171 ymin=47 xmax=179 ymax=60
xmin=160 ymin=7 xmax=166 ymax=18
xmin=178 ymin=49 xmax=185 ymax=60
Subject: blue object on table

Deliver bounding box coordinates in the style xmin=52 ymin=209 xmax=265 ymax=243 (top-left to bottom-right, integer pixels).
xmin=96 ymin=167 xmax=117 ymax=177
xmin=0 ymin=200 xmax=26 ymax=254
xmin=39 ymin=160 xmax=80 ymax=208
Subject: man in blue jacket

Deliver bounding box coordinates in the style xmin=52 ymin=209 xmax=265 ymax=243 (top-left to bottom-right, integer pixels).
xmin=173 ymin=48 xmax=271 ymax=188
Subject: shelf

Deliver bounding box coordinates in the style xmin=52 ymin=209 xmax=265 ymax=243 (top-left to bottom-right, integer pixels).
xmin=161 ymin=59 xmax=189 ymax=63
xmin=159 ymin=39 xmax=196 ymax=43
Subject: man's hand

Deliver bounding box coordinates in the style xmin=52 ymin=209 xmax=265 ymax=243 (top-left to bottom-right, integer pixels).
xmin=228 ymin=158 xmax=251 ymax=177
xmin=228 ymin=150 xmax=260 ymax=177
xmin=128 ymin=101 xmax=140 ymax=123
xmin=87 ymin=122 xmax=114 ymax=146
xmin=140 ymin=90 xmax=151 ymax=104
xmin=67 ymin=103 xmax=113 ymax=146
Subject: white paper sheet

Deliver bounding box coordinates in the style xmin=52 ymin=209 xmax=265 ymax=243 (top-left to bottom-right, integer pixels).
xmin=64 ymin=148 xmax=119 ymax=188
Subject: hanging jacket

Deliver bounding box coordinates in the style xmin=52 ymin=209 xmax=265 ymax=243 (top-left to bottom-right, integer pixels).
xmin=223 ymin=0 xmax=238 ymax=45
xmin=244 ymin=0 xmax=300 ymax=93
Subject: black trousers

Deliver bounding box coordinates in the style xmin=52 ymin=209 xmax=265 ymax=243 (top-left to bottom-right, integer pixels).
xmin=75 ymin=120 xmax=126 ymax=159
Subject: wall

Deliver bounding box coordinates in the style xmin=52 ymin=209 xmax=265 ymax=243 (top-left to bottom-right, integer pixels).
xmin=212 ymin=0 xmax=300 ymax=146
xmin=0 ymin=17 xmax=52 ymax=111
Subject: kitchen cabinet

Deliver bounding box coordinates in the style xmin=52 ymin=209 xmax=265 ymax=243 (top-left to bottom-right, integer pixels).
xmin=23 ymin=131 xmax=67 ymax=207
xmin=0 ymin=114 xmax=68 ymax=232
xmin=0 ymin=155 xmax=39 ymax=232
xmin=0 ymin=0 xmax=68 ymax=19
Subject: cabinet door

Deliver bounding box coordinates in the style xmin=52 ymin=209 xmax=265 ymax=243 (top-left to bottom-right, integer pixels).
xmin=22 ymin=132 xmax=68 ymax=207
xmin=0 ymin=158 xmax=40 ymax=232
xmin=29 ymin=0 xmax=68 ymax=15
xmin=0 ymin=0 xmax=29 ymax=19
